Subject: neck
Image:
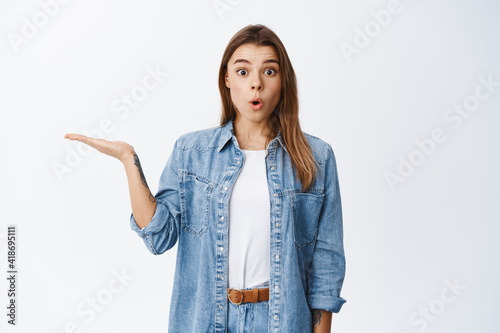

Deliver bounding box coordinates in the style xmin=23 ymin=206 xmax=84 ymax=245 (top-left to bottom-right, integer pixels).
xmin=233 ymin=116 xmax=273 ymax=150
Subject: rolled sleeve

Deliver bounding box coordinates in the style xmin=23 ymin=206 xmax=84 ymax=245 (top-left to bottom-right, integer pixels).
xmin=306 ymin=294 xmax=346 ymax=313
xmin=129 ymin=138 xmax=182 ymax=255
xmin=306 ymin=143 xmax=347 ymax=313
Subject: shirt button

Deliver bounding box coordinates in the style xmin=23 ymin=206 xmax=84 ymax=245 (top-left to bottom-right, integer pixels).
xmin=275 ymin=285 xmax=279 ymax=290
xmin=236 ymin=161 xmax=240 ymax=165
xmin=224 ymin=186 xmax=228 ymax=191
xmin=276 ymin=222 xmax=280 ymax=227
xmin=271 ymin=166 xmax=275 ymax=170
xmin=220 ymin=276 xmax=224 ymax=280
xmin=275 ymin=254 xmax=279 ymax=260
xmin=274 ymin=314 xmax=278 ymax=320
xmin=221 ymin=216 xmax=224 ymax=220
xmin=220 ymin=247 xmax=224 ymax=251
xmin=219 ymin=305 xmax=223 ymax=309
xmin=274 ymin=193 xmax=278 ymax=197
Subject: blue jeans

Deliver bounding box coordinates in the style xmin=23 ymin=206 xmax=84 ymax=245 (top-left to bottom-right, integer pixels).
xmin=227 ymin=287 xmax=269 ymax=333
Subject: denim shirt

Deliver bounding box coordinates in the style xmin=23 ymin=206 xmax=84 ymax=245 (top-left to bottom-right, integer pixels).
xmin=130 ymin=118 xmax=347 ymax=332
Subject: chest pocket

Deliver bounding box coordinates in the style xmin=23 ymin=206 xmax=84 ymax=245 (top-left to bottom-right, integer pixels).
xmin=179 ymin=172 xmax=214 ymax=236
xmin=291 ymin=192 xmax=325 ymax=250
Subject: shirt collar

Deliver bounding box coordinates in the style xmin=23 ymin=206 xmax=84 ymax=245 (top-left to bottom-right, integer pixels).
xmin=217 ymin=118 xmax=287 ymax=153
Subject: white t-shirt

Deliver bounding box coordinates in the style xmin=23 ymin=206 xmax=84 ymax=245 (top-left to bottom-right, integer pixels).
xmin=228 ymin=149 xmax=270 ymax=289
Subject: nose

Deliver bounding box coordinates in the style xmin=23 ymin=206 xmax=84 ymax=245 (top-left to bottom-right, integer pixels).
xmin=251 ymin=74 xmax=263 ymax=91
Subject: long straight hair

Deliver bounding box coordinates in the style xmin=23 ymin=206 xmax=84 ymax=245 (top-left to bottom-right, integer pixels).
xmin=218 ymin=24 xmax=318 ymax=192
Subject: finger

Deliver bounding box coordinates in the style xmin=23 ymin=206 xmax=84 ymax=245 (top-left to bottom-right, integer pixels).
xmin=82 ymin=136 xmax=102 ymax=149
xmin=65 ymin=134 xmax=100 ymax=148
xmin=65 ymin=133 xmax=88 ymax=141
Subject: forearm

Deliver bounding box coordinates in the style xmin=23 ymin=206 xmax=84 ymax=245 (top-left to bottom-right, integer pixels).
xmin=122 ymin=149 xmax=157 ymax=229
xmin=312 ymin=309 xmax=332 ymax=333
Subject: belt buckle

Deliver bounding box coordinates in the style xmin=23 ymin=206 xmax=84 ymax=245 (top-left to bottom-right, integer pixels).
xmin=228 ymin=288 xmax=244 ymax=305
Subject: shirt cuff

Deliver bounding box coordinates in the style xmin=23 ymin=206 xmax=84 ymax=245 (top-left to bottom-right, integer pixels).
xmin=129 ymin=200 xmax=170 ymax=238
xmin=307 ymin=294 xmax=347 ymax=313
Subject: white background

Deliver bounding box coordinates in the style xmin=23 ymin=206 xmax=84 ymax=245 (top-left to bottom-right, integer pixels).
xmin=1 ymin=0 xmax=499 ymax=332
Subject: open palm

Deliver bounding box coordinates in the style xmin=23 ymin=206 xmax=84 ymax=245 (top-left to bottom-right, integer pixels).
xmin=64 ymin=133 xmax=134 ymax=162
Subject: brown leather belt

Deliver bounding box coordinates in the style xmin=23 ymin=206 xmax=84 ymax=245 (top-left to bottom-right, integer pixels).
xmin=227 ymin=287 xmax=269 ymax=305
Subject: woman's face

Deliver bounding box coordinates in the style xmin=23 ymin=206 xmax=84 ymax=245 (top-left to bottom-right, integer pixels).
xmin=225 ymin=43 xmax=281 ymax=125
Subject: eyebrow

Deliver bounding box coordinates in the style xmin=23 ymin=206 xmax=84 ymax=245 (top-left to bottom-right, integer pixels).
xmin=233 ymin=59 xmax=279 ymax=66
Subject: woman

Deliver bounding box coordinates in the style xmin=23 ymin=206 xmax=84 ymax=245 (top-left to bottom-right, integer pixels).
xmin=65 ymin=24 xmax=346 ymax=333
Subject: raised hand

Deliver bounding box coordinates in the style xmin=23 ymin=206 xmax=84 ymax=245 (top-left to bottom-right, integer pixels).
xmin=64 ymin=134 xmax=135 ymax=163
xmin=64 ymin=132 xmax=157 ymax=228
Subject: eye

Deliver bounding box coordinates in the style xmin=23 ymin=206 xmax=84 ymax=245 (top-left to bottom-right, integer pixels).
xmin=236 ymin=69 xmax=247 ymax=76
xmin=265 ymin=68 xmax=278 ymax=76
